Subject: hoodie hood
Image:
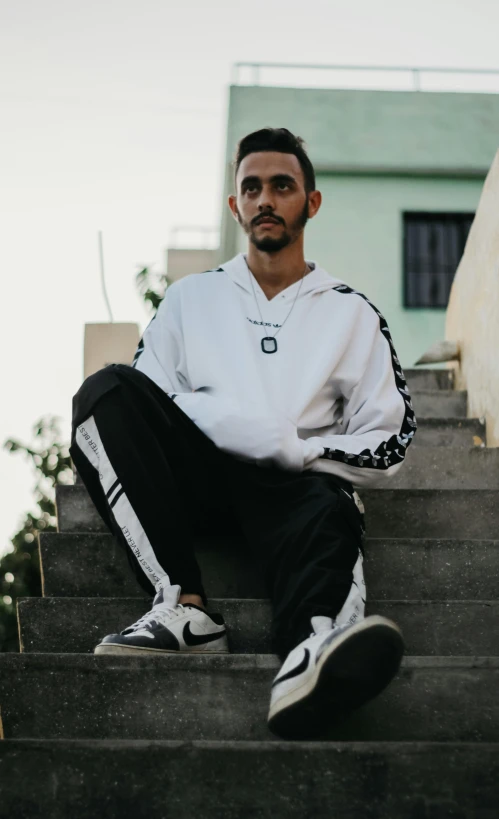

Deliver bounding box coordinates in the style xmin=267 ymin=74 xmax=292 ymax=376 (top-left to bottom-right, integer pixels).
xmin=220 ymin=253 xmax=348 ymax=300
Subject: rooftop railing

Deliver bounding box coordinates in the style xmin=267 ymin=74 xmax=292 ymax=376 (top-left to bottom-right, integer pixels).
xmin=231 ymin=62 xmax=499 ymax=93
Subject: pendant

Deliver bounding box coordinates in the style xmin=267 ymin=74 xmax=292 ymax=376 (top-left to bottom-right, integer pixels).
xmin=261 ymin=336 xmax=278 ymax=354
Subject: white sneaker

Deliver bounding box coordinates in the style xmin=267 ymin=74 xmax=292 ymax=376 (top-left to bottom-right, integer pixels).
xmin=94 ymin=584 xmax=229 ymax=655
xmin=268 ymin=614 xmax=404 ymax=739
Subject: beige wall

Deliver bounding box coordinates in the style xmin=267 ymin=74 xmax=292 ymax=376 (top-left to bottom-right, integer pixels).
xmin=446 ymin=148 xmax=499 ymax=446
xmin=84 ymin=323 xmax=140 ymax=379
xmin=166 ymin=248 xmax=219 ymax=281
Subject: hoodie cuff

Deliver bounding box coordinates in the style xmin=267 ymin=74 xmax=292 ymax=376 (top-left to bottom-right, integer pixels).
xmin=300 ymin=436 xmax=326 ymax=468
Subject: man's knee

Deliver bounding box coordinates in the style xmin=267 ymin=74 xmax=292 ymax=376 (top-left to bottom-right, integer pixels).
xmin=75 ymin=363 xmax=143 ymax=399
xmin=71 ymin=364 xmax=128 ymax=432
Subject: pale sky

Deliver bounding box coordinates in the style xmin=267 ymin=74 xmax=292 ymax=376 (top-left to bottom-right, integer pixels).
xmin=1 ymin=0 xmax=499 ymax=558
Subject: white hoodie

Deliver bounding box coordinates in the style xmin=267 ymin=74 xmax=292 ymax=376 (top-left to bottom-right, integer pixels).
xmin=132 ymin=252 xmax=417 ymax=490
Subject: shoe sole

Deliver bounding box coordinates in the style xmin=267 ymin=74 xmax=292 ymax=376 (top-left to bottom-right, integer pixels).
xmin=94 ymin=644 xmax=230 ymax=656
xmin=268 ymin=616 xmax=405 ymax=740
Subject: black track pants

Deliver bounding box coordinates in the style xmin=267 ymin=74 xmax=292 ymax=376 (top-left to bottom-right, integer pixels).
xmin=69 ymin=364 xmax=366 ymax=658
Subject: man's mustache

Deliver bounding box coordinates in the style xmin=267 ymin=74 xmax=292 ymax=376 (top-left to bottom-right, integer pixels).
xmin=252 ymin=214 xmax=285 ymax=226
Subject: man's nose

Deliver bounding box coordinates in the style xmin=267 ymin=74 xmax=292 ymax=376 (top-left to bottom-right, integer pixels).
xmin=257 ymin=185 xmax=276 ymax=211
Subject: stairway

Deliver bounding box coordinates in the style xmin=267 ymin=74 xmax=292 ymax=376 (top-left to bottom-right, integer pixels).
xmin=1 ymin=368 xmax=499 ymax=817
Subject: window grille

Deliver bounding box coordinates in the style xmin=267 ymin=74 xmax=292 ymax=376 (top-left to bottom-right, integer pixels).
xmin=403 ymin=212 xmax=474 ymax=308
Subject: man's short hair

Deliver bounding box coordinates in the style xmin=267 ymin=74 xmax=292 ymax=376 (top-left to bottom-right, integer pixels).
xmin=233 ymin=127 xmax=316 ymax=194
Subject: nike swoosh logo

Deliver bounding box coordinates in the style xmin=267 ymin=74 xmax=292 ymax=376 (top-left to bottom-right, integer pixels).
xmin=352 ymin=580 xmax=366 ymax=604
xmin=183 ymin=621 xmax=226 ymax=647
xmin=271 ymin=649 xmax=310 ymax=688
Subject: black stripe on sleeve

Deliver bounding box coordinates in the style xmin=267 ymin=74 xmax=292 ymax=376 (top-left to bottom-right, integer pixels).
xmin=131 ymin=314 xmax=157 ymax=369
xmin=319 ymin=285 xmax=417 ymax=471
xmin=131 ymin=337 xmax=144 ymax=368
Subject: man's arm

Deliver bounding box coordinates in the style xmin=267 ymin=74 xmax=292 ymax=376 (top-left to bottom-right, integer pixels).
xmin=132 ymin=283 xmax=189 ymax=395
xmin=299 ymin=306 xmax=417 ymax=489
xmin=132 ymin=282 xmax=240 ymax=420
xmin=132 ymin=283 xmax=304 ymax=471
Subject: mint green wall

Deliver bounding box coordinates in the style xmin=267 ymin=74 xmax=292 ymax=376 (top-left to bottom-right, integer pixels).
xmin=223 ymin=86 xmax=499 ymax=174
xmin=220 ymin=84 xmax=499 ymax=367
xmin=306 ymin=173 xmax=484 ymax=368
xmin=233 ymin=172 xmax=483 ymax=368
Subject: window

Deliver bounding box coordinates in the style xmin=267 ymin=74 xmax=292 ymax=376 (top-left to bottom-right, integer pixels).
xmin=403 ymin=212 xmax=475 ymax=308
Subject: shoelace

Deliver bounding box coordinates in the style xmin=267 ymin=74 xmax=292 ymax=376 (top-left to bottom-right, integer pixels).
xmin=124 ymin=603 xmax=186 ymax=633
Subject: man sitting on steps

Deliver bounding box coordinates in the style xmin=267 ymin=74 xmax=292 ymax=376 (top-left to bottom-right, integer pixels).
xmin=70 ymin=127 xmax=416 ymax=740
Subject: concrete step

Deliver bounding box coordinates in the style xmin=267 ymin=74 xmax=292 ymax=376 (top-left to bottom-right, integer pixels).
xmin=411 ymin=390 xmax=467 ymax=417
xmin=361 ymin=489 xmax=499 ymax=539
xmin=1 ymin=739 xmax=498 ymax=819
xmin=56 ymin=485 xmax=499 ymax=539
xmin=17 ymin=597 xmax=499 ymax=656
xmin=404 ymin=368 xmax=455 ymax=391
xmin=1 ymin=654 xmax=498 ymax=741
xmin=411 ymin=416 xmax=486 ymax=447
xmin=39 ymin=531 xmax=266 ymax=598
xmin=391 ymin=446 xmax=499 ymax=490
xmin=38 ymin=532 xmax=499 ymax=600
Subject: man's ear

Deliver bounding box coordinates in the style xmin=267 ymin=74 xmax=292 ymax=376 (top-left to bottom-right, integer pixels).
xmin=227 ymin=194 xmax=239 ymax=221
xmin=308 ymin=190 xmax=322 ymax=219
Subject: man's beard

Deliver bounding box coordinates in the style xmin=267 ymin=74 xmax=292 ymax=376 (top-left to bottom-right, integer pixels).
xmin=236 ymin=199 xmax=309 ymax=253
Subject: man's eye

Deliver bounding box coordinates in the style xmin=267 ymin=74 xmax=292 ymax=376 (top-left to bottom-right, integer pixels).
xmin=277 ymin=183 xmax=289 ymax=190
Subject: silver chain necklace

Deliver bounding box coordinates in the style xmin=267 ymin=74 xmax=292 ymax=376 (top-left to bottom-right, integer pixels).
xmin=248 ymin=262 xmax=309 ymax=354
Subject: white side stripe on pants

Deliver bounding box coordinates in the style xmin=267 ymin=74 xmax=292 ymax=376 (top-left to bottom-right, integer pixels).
xmin=74 ymin=415 xmax=172 ymax=593
xmin=335 ymin=550 xmax=366 ymax=628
